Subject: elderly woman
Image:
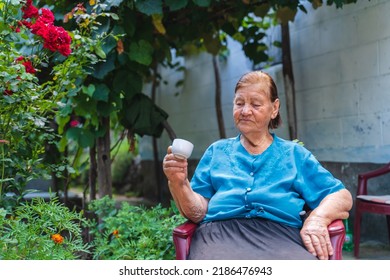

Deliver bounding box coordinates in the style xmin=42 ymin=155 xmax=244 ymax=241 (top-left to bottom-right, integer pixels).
xmin=162 ymin=71 xmax=353 ymax=260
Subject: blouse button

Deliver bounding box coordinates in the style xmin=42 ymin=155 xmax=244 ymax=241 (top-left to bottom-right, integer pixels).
xmin=246 ymin=187 xmax=252 ymax=192
xmin=250 ymin=172 xmax=254 ymax=176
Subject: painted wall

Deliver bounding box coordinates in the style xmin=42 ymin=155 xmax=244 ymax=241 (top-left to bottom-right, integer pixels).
xmin=140 ymin=0 xmax=390 ymax=165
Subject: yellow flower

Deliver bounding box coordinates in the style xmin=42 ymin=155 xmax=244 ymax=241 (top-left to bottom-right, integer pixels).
xmin=51 ymin=233 xmax=64 ymax=244
xmin=113 ymin=229 xmax=119 ymax=238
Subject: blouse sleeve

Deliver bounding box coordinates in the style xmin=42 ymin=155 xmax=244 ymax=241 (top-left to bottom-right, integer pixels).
xmin=294 ymin=150 xmax=346 ymax=210
xmin=190 ymin=145 xmax=215 ymax=199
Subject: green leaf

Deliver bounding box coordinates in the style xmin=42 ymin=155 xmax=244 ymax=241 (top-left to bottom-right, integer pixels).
xmin=66 ymin=127 xmax=95 ymax=148
xmin=119 ymin=94 xmax=168 ymax=137
xmin=113 ymin=70 xmax=142 ymax=100
xmin=107 ymin=13 xmax=120 ymax=20
xmin=243 ymin=42 xmax=269 ymax=65
xmin=92 ymin=53 xmax=116 ymax=79
xmin=94 ymin=45 xmax=106 ymax=59
xmin=104 ymin=0 xmax=125 ymax=9
xmin=166 ymin=0 xmax=188 ymax=11
xmin=128 ymin=40 xmax=153 ymax=66
xmin=82 ymin=84 xmax=96 ymax=98
xmin=101 ymin=35 xmax=117 ymax=54
xmin=92 ymin=84 xmax=110 ymax=102
xmin=97 ymin=101 xmax=115 ymax=117
xmin=135 ymin=0 xmax=163 ymax=15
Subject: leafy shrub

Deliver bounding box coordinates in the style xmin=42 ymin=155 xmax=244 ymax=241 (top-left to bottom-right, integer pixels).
xmin=0 ymin=197 xmax=89 ymax=260
xmin=86 ymin=196 xmax=186 ymax=260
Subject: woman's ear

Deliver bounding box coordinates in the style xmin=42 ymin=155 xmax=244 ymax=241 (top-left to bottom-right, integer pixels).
xmin=271 ymin=98 xmax=280 ymax=119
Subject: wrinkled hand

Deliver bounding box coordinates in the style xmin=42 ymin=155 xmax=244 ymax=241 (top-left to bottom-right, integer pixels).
xmin=300 ymin=217 xmax=333 ymax=260
xmin=162 ymin=146 xmax=188 ymax=184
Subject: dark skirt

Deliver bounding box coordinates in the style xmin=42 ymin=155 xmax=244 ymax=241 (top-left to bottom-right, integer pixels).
xmin=187 ymin=218 xmax=317 ymax=260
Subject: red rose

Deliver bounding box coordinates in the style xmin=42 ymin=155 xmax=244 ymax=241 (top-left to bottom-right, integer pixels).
xmin=39 ymin=8 xmax=55 ymax=24
xmin=15 ymin=56 xmax=36 ymax=74
xmin=30 ymin=20 xmax=47 ymax=36
xmin=20 ymin=4 xmax=72 ymax=57
xmin=21 ymin=0 xmax=39 ymax=19
xmin=41 ymin=25 xmax=72 ymax=56
xmin=22 ymin=60 xmax=36 ymax=74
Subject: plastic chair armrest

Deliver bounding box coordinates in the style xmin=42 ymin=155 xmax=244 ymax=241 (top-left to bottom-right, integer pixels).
xmin=328 ymin=219 xmax=345 ymax=260
xmin=173 ymin=220 xmax=198 ymax=260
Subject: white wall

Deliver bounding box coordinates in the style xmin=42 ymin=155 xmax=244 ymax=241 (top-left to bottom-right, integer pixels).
xmin=140 ymin=0 xmax=390 ymax=164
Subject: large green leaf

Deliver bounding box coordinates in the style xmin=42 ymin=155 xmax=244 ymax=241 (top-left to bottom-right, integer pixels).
xmin=113 ymin=70 xmax=142 ymax=100
xmin=128 ymin=40 xmax=153 ymax=66
xmin=92 ymin=52 xmax=116 ymax=79
xmin=101 ymin=35 xmax=117 ymax=55
xmin=120 ymin=94 xmax=168 ymax=137
xmin=96 ymin=100 xmax=116 ymax=117
xmin=243 ymin=42 xmax=269 ymax=65
xmin=66 ymin=127 xmax=95 ymax=148
xmin=135 ymin=0 xmax=163 ymax=15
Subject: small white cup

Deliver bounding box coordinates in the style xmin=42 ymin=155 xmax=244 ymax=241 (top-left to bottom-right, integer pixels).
xmin=171 ymin=138 xmax=194 ymax=159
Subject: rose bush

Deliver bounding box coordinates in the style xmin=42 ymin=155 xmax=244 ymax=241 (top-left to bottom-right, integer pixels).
xmin=0 ymin=0 xmax=104 ymax=212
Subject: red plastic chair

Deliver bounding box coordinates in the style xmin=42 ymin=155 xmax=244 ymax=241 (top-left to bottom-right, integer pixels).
xmin=173 ymin=219 xmax=345 ymax=260
xmin=353 ymin=163 xmax=390 ymax=258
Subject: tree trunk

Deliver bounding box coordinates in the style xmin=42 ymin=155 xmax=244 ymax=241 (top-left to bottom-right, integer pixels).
xmin=88 ymin=144 xmax=97 ymax=204
xmin=97 ymin=116 xmax=112 ymax=198
xmin=151 ymin=65 xmax=164 ymax=202
xmin=281 ymin=22 xmax=298 ymax=140
xmin=212 ymin=56 xmax=226 ymax=139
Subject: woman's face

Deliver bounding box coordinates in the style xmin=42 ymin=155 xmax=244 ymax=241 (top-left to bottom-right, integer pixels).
xmin=233 ymin=83 xmax=279 ymax=135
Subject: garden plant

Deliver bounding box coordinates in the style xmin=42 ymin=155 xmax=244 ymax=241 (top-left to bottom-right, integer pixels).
xmin=0 ymin=195 xmax=185 ymax=260
xmin=0 ymin=0 xmax=106 ymax=212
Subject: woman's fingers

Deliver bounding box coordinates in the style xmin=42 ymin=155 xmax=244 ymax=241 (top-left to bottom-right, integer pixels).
xmin=301 ymin=219 xmax=333 ymax=260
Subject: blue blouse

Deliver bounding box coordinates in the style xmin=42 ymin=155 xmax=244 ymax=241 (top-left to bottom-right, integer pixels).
xmin=190 ymin=134 xmax=346 ymax=228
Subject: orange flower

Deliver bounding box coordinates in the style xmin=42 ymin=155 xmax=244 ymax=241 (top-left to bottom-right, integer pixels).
xmin=51 ymin=233 xmax=64 ymax=244
xmin=113 ymin=229 xmax=119 ymax=238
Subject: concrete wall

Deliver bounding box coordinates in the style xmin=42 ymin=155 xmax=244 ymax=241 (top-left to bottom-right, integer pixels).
xmin=138 ymin=0 xmax=390 ymax=243
xmin=291 ymin=0 xmax=390 ymax=163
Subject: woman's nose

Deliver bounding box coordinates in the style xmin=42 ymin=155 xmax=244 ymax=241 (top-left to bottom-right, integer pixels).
xmin=241 ymin=104 xmax=251 ymax=114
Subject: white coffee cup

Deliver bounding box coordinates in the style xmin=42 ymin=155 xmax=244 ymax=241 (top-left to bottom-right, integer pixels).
xmin=171 ymin=138 xmax=194 ymax=159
